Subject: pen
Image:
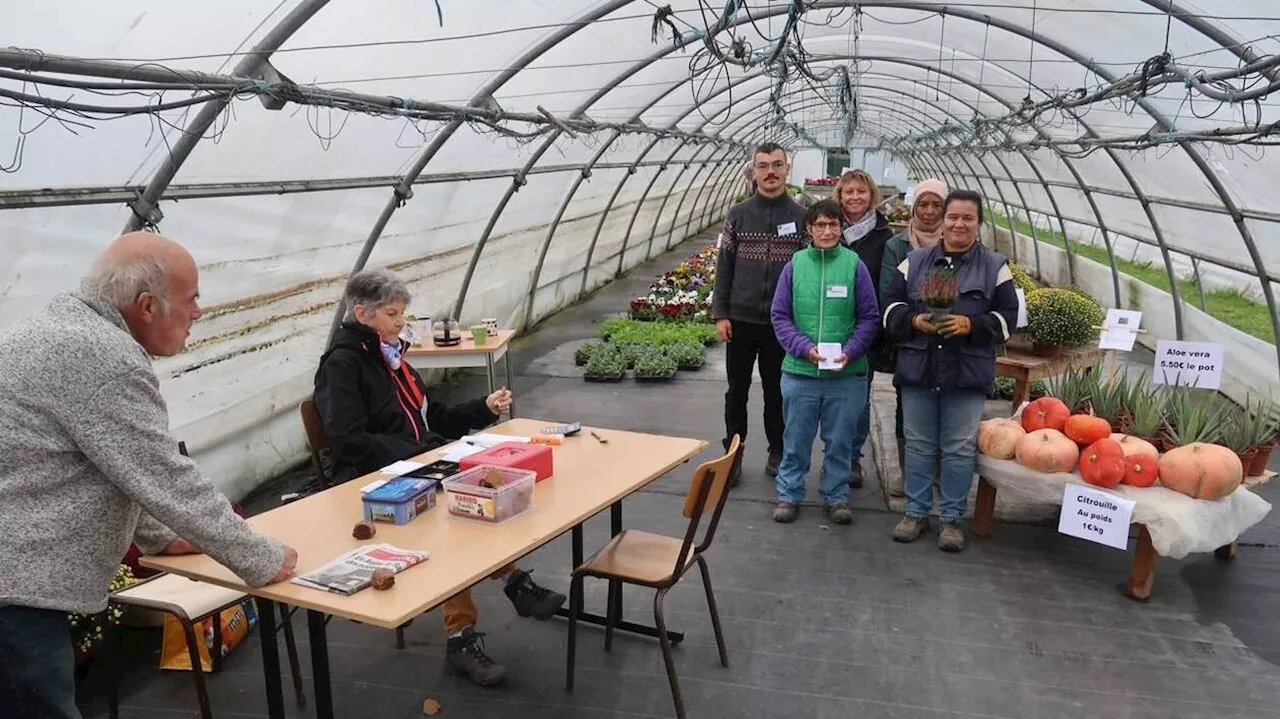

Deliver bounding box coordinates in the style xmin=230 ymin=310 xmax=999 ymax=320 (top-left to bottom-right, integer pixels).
xmin=590 ymin=431 xmax=607 ymax=444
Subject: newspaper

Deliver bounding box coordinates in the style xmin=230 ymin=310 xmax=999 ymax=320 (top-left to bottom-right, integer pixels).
xmin=291 ymin=544 xmax=430 ymax=596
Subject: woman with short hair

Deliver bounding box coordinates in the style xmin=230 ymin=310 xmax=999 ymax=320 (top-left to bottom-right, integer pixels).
xmin=881 ymin=190 xmax=1019 ymax=552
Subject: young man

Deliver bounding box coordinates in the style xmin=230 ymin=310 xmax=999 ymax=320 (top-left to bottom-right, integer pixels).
xmin=711 ymin=142 xmax=808 ymax=483
xmin=314 ymin=269 xmax=565 ymax=686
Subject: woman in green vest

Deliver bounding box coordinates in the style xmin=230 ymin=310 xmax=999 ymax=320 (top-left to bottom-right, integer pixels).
xmin=769 ymin=199 xmax=882 ymax=524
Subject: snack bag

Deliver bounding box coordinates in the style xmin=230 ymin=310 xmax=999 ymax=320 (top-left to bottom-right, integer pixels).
xmin=159 ymin=597 xmax=258 ymax=672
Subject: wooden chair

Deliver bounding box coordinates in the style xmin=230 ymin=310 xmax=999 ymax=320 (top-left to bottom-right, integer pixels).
xmin=565 ymin=435 xmax=742 ymax=719
xmin=107 ymin=441 xmax=305 ymax=718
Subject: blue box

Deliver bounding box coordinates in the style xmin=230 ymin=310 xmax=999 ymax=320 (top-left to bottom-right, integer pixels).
xmin=361 ymin=477 xmax=437 ymax=525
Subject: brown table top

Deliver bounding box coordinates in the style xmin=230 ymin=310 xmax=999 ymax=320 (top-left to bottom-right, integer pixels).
xmin=405 ymin=329 xmax=516 ymax=356
xmin=143 ymin=418 xmax=707 ymax=629
xmin=997 ymin=346 xmax=1101 ymax=371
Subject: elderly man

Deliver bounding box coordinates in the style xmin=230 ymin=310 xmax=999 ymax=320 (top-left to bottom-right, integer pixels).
xmin=314 ymin=268 xmax=565 ymax=687
xmin=0 ymin=232 xmax=297 ymax=719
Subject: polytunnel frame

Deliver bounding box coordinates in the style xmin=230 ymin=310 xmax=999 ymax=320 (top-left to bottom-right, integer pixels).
xmin=22 ymin=0 xmax=1269 ymax=363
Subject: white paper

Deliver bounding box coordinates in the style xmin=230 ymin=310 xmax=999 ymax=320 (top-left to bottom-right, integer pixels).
xmin=1014 ymin=288 xmax=1028 ymax=328
xmin=377 ymin=460 xmax=425 ymax=476
xmin=463 ymin=433 xmax=531 ymax=448
xmin=439 ymin=443 xmax=486 ymax=462
xmin=816 ymin=342 xmax=844 ymax=371
xmin=359 ymin=479 xmax=389 ymax=494
xmin=1098 ymin=309 xmax=1142 ymax=352
xmin=1151 ymin=339 xmax=1224 ymax=390
xmin=1058 ymin=484 xmax=1135 ymax=550
xmin=777 ymin=222 xmax=797 ymax=236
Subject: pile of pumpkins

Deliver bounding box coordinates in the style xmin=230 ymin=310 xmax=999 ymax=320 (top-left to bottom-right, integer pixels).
xmin=978 ymin=396 xmax=1244 ymax=501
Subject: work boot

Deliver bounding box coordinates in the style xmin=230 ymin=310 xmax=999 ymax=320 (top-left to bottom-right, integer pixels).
xmin=724 ymin=439 xmax=744 ymax=487
xmin=892 ymin=515 xmax=929 ymax=543
xmin=826 ymin=503 xmax=853 ymax=525
xmin=446 ymin=627 xmax=508 ymax=686
xmin=765 ymin=449 xmax=783 ymax=478
xmin=503 ymin=569 xmax=565 ymax=620
xmin=849 ymin=461 xmax=865 ymax=489
xmin=772 ymin=502 xmax=798 ymax=523
xmin=938 ymin=521 xmax=966 ymax=553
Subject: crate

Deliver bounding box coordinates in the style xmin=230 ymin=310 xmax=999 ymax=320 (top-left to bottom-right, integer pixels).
xmin=361 ymin=477 xmax=437 ymax=525
xmin=442 ymin=465 xmax=535 ymax=525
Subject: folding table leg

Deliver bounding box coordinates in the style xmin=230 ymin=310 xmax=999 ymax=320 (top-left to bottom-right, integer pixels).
xmin=256 ymin=598 xmax=286 ymax=719
xmin=308 ymin=609 xmax=335 ymax=719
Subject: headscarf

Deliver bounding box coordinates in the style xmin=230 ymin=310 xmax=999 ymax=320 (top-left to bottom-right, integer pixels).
xmin=907 ymin=178 xmax=948 ymax=249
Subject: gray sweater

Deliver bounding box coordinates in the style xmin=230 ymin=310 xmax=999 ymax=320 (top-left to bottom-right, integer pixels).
xmin=0 ymin=293 xmax=285 ymax=615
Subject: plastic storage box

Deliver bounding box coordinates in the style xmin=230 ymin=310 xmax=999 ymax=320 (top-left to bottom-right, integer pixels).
xmin=443 ymin=465 xmax=535 ymax=524
xmin=361 ymin=477 xmax=437 ymax=525
xmin=459 ymin=441 xmax=554 ymax=482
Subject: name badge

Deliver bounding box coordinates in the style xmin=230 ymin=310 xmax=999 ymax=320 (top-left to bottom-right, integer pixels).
xmin=826 ymin=285 xmax=848 ymax=299
xmin=777 ymin=222 xmax=797 ymax=236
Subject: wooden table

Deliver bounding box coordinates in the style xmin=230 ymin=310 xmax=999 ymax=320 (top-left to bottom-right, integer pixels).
xmin=144 ymin=418 xmax=706 ymax=719
xmin=406 ymin=329 xmax=517 ymax=414
xmin=996 ymin=346 xmax=1102 ymax=411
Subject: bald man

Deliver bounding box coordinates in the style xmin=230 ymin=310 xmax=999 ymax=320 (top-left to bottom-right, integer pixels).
xmin=0 ymin=232 xmax=297 ymax=719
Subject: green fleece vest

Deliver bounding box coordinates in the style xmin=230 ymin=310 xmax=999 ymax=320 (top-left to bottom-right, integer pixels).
xmin=782 ymin=244 xmax=869 ymax=378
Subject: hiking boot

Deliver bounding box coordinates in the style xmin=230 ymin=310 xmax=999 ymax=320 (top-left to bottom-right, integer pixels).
xmin=503 ymin=569 xmax=565 ymax=620
xmin=849 ymin=461 xmax=865 ymax=489
xmin=772 ymin=502 xmax=798 ymax=523
xmin=892 ymin=515 xmax=929 ymax=543
xmin=446 ymin=627 xmax=508 ymax=686
xmin=938 ymin=521 xmax=966 ymax=553
xmin=826 ymin=503 xmax=853 ymax=525
xmin=765 ymin=449 xmax=783 ymax=478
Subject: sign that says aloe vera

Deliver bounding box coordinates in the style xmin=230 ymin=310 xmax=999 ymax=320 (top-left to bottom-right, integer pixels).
xmin=1152 ymin=340 xmax=1223 ymax=390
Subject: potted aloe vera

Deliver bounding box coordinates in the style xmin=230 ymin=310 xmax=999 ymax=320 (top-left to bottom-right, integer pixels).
xmin=1124 ymin=383 xmax=1166 ymax=449
xmin=1047 ymin=365 xmax=1099 ymax=415
xmin=1089 ymin=372 xmax=1138 ymax=432
xmin=1161 ymin=386 xmax=1223 ymax=452
xmin=1243 ymin=395 xmax=1279 ymax=477
xmin=1218 ymin=401 xmax=1260 ymax=470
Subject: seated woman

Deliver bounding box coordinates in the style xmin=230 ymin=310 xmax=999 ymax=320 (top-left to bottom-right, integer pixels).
xmin=881 ymin=189 xmax=1019 ymax=553
xmin=769 ymin=199 xmax=880 ymax=525
xmin=314 ymin=268 xmax=564 ymax=687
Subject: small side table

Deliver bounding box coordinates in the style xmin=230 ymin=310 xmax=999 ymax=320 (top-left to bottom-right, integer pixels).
xmin=405 ymin=329 xmax=517 ymax=416
xmin=996 ymin=346 xmax=1101 ymax=412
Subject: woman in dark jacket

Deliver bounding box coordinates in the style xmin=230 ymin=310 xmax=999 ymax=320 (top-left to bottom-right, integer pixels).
xmin=835 ymin=169 xmax=896 ymax=488
xmin=313 ymin=269 xmax=564 ymax=687
xmin=881 ymin=190 xmax=1018 ymax=553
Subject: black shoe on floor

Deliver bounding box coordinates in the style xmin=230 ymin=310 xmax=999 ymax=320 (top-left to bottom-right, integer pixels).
xmin=765 ymin=449 xmax=783 ymax=478
xmin=446 ymin=627 xmax=508 ymax=686
xmin=849 ymin=461 xmax=865 ymax=489
xmin=503 ymin=569 xmax=566 ymax=620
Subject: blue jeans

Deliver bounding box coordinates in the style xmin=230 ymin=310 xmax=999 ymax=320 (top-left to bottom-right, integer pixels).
xmin=851 ymin=368 xmax=874 ymax=462
xmin=899 ymin=386 xmax=987 ymax=523
xmin=776 ymin=372 xmax=869 ymax=506
xmin=0 ymin=604 xmax=81 ymax=719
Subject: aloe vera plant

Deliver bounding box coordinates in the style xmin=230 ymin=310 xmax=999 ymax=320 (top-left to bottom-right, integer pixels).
xmin=1243 ymin=394 xmax=1280 ymax=447
xmin=1217 ymin=401 xmax=1255 ymax=453
xmin=1047 ymin=365 xmax=1099 ymax=414
xmin=1125 ymin=382 xmax=1165 ymax=439
xmin=1090 ymin=372 xmax=1134 ymax=428
xmin=1163 ymin=386 xmax=1223 ymax=446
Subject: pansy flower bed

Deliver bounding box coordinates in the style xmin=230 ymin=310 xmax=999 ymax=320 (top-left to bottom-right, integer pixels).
xmin=628 ymin=246 xmax=717 ymax=323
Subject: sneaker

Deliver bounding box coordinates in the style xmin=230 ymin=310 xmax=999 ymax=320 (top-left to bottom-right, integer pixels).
xmin=938 ymin=521 xmax=966 ymax=553
xmin=765 ymin=449 xmax=782 ymax=478
xmin=849 ymin=461 xmax=865 ymax=489
xmin=446 ymin=627 xmax=508 ymax=686
xmin=826 ymin=503 xmax=853 ymax=525
xmin=892 ymin=515 xmax=929 ymax=543
xmin=772 ymin=502 xmax=798 ymax=523
xmin=503 ymin=569 xmax=566 ymax=620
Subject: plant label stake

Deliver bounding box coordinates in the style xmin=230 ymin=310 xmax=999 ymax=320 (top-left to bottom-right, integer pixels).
xmin=1092 ymin=309 xmax=1145 ymax=385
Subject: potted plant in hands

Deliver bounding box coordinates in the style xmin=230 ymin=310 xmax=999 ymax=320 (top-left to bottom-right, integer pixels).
xmin=918 ymin=267 xmax=957 ymax=327
xmin=1024 ymin=288 xmax=1103 ymax=358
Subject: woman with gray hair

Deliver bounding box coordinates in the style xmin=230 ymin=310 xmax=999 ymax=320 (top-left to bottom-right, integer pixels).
xmin=313 ymin=268 xmax=563 ymax=687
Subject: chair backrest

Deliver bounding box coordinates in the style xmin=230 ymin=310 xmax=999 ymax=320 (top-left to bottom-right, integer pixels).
xmin=670 ymin=435 xmax=742 ymax=580
xmin=299 ymin=398 xmax=331 ymax=484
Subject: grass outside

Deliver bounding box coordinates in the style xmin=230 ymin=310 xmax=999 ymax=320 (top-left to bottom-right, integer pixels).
xmin=991 ymin=212 xmax=1275 ymax=343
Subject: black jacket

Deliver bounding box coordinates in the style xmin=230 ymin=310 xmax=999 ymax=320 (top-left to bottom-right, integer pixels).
xmin=711 ymin=192 xmax=808 ymax=326
xmin=841 ymin=210 xmax=894 ymax=298
xmin=313 ymin=322 xmax=498 ymax=484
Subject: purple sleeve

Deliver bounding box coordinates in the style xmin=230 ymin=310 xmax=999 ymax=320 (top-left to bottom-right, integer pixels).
xmin=843 ymin=260 xmax=881 ymax=362
xmin=770 ymin=262 xmax=815 ymax=360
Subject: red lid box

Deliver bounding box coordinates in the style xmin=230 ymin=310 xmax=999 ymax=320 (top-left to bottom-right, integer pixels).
xmin=459 ymin=442 xmax=554 ymax=482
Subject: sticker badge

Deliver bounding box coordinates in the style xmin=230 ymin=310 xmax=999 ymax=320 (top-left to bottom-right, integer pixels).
xmin=777 ymin=222 xmax=797 ymax=236
xmin=826 ymin=285 xmax=848 ymax=299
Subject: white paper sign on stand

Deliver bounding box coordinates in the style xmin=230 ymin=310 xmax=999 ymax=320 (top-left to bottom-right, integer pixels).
xmin=1058 ymin=484 xmax=1135 ymax=550
xmin=1151 ymin=340 xmax=1224 ymax=390
xmin=1014 ymin=288 xmax=1028 ymax=329
xmin=1098 ymin=309 xmax=1142 ymax=351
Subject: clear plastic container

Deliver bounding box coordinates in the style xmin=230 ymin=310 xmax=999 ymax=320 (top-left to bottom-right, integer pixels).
xmin=442 ymin=465 xmax=535 ymax=524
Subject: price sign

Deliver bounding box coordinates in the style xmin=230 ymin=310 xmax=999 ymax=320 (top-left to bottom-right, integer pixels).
xmin=1151 ymin=340 xmax=1224 ymax=390
xmin=1098 ymin=309 xmax=1142 ymax=352
xmin=1058 ymin=484 xmax=1135 ymax=550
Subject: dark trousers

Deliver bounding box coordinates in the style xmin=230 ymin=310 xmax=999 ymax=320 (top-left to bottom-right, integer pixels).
xmin=723 ymin=320 xmax=785 ymax=453
xmin=0 ymin=604 xmax=82 ymax=719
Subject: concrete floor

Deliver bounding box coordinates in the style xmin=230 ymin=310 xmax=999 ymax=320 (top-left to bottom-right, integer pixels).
xmin=78 ymin=228 xmax=1280 ymax=718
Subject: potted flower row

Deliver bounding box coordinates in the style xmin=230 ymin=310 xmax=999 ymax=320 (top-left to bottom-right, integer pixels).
xmin=577 ymin=339 xmax=704 ymax=381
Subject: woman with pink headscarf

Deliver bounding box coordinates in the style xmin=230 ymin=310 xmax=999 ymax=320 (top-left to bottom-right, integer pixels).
xmin=876 ymin=179 xmax=948 ymax=471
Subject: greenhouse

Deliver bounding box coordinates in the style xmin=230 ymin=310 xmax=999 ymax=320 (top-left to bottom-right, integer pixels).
xmin=3 ymin=1 xmax=1280 ymax=718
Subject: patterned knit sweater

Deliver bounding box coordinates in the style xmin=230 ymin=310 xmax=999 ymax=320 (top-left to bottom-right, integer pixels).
xmin=710 ymin=192 xmax=808 ymax=326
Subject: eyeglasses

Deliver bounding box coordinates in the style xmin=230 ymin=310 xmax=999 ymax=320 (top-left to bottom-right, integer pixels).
xmin=754 ymin=160 xmax=787 ymax=171
xmin=809 ymin=220 xmax=841 ymax=232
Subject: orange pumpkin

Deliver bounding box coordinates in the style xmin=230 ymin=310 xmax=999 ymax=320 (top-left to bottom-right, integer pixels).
xmin=1079 ymin=438 xmax=1126 ymax=488
xmin=1015 ymin=428 xmax=1079 ymax=473
xmin=978 ymin=419 xmax=1026 ymax=459
xmin=1021 ymin=397 xmax=1070 ymax=433
xmin=1123 ymin=453 xmax=1160 ymax=488
xmin=1157 ymin=443 xmax=1243 ymax=500
xmin=1110 ymin=433 xmax=1159 ymax=458
xmin=1065 ymin=414 xmax=1111 ymax=446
